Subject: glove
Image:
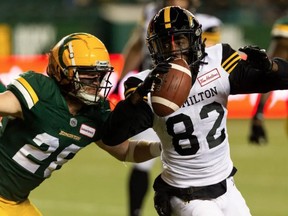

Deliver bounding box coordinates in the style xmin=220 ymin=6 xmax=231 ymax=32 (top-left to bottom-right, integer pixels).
xmin=154 ymin=191 xmax=172 ymax=216
xmin=239 ymin=45 xmax=272 ymax=71
xmin=248 ymin=116 xmax=267 ymax=144
xmin=136 ymin=61 xmax=171 ymax=97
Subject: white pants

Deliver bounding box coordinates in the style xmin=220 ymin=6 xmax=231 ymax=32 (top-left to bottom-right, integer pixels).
xmin=170 ymin=177 xmax=251 ymax=216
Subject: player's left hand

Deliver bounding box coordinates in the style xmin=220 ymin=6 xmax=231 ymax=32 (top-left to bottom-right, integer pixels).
xmin=239 ymin=45 xmax=272 ymax=71
xmin=154 ymin=191 xmax=172 ymax=216
xmin=248 ymin=117 xmax=267 ymax=144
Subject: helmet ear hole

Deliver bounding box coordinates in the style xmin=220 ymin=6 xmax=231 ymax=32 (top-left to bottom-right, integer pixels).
xmin=65 ymin=68 xmax=76 ymax=81
xmin=47 ymin=56 xmax=62 ymax=82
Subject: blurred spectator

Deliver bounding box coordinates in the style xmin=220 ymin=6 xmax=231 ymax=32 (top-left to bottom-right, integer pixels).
xmin=248 ymin=12 xmax=288 ymax=144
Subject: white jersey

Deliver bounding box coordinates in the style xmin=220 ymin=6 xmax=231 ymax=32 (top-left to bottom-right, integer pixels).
xmin=196 ymin=13 xmax=222 ymax=32
xmin=133 ymin=44 xmax=233 ymax=188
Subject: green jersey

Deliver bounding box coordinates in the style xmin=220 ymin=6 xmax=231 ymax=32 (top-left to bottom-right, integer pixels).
xmin=0 ymin=71 xmax=110 ymax=202
xmin=0 ymin=81 xmax=6 ymax=92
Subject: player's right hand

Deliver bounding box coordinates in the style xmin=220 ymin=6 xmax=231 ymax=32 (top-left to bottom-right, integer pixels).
xmin=239 ymin=45 xmax=272 ymax=72
xmin=137 ymin=61 xmax=171 ymax=97
xmin=248 ymin=118 xmax=267 ymax=144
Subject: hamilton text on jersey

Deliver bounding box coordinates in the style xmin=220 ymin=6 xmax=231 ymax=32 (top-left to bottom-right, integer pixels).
xmin=183 ymin=86 xmax=217 ymax=107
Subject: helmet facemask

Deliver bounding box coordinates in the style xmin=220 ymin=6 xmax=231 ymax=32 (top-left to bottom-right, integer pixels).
xmin=67 ymin=63 xmax=113 ymax=105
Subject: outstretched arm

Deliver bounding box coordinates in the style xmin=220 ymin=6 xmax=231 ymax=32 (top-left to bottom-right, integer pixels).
xmin=247 ymin=33 xmax=288 ymax=143
xmin=0 ymin=90 xmax=22 ymax=118
xmin=95 ymin=139 xmax=161 ymax=163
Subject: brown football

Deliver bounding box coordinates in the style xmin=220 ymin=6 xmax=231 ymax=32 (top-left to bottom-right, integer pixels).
xmin=151 ymin=58 xmax=191 ymax=117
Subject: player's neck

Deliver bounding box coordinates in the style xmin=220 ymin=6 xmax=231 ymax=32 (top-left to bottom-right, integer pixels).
xmin=66 ymin=96 xmax=84 ymax=116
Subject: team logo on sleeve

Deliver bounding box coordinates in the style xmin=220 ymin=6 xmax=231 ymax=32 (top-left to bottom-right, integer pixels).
xmin=197 ymin=69 xmax=220 ymax=87
xmin=80 ymin=124 xmax=96 ymax=138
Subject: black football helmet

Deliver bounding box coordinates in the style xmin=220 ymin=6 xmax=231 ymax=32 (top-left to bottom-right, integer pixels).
xmin=146 ymin=6 xmax=205 ymax=67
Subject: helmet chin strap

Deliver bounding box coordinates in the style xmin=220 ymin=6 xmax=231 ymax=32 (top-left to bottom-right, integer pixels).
xmin=76 ymin=90 xmax=99 ymax=105
xmin=171 ymin=34 xmax=176 ymax=51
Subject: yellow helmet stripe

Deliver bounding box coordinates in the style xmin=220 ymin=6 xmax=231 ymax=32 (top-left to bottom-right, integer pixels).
xmin=12 ymin=77 xmax=39 ymax=109
xmin=164 ymin=7 xmax=171 ymax=29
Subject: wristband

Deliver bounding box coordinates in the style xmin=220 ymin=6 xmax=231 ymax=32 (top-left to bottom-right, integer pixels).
xmin=125 ymin=140 xmax=137 ymax=162
xmin=125 ymin=141 xmax=161 ymax=162
xmin=149 ymin=142 xmax=161 ymax=157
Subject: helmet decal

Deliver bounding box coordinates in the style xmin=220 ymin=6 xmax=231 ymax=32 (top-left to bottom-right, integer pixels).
xmin=189 ymin=15 xmax=193 ymax=27
xmin=164 ymin=7 xmax=172 ymax=29
xmin=58 ymin=34 xmax=82 ymax=69
xmin=67 ymin=42 xmax=76 ymax=66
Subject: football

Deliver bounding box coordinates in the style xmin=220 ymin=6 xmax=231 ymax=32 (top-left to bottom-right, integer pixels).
xmin=151 ymin=58 xmax=192 ymax=117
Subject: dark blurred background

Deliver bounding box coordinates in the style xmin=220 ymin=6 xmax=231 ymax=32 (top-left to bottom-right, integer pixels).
xmin=0 ymin=0 xmax=287 ymax=55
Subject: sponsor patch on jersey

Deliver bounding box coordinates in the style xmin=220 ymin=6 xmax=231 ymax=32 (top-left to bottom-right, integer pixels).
xmin=59 ymin=130 xmax=81 ymax=141
xmin=197 ymin=69 xmax=220 ymax=87
xmin=80 ymin=124 xmax=96 ymax=138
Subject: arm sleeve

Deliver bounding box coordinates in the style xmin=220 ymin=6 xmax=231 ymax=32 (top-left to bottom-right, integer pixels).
xmin=101 ymin=98 xmax=154 ymax=146
xmin=229 ymin=57 xmax=288 ymax=94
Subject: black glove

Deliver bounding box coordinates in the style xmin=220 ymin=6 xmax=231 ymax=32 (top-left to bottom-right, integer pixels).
xmin=249 ymin=116 xmax=267 ymax=144
xmin=154 ymin=191 xmax=172 ymax=216
xmin=239 ymin=45 xmax=272 ymax=71
xmin=136 ymin=61 xmax=171 ymax=97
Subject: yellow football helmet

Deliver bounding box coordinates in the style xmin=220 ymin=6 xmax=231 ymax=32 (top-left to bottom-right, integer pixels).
xmin=47 ymin=32 xmax=114 ymax=105
xmin=196 ymin=13 xmax=222 ymax=47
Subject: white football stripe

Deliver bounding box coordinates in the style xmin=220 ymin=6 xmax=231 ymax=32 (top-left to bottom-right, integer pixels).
xmin=170 ymin=63 xmax=191 ymax=77
xmin=152 ymin=96 xmax=179 ymax=111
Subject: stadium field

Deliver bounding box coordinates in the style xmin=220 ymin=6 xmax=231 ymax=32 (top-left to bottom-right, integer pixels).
xmin=30 ymin=119 xmax=288 ymax=216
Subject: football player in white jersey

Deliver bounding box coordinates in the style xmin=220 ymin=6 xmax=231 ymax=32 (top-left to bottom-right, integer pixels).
xmin=102 ymin=6 xmax=288 ymax=216
xmin=120 ymin=1 xmax=222 ymax=215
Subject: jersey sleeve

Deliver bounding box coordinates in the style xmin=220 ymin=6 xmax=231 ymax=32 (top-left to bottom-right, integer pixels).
xmin=7 ymin=71 xmax=56 ymax=110
xmin=225 ymin=43 xmax=288 ymax=94
xmin=0 ymin=81 xmax=6 ymax=92
xmin=221 ymin=43 xmax=241 ymax=74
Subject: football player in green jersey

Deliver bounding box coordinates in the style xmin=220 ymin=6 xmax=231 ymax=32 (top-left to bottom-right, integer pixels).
xmin=0 ymin=32 xmax=161 ymax=216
